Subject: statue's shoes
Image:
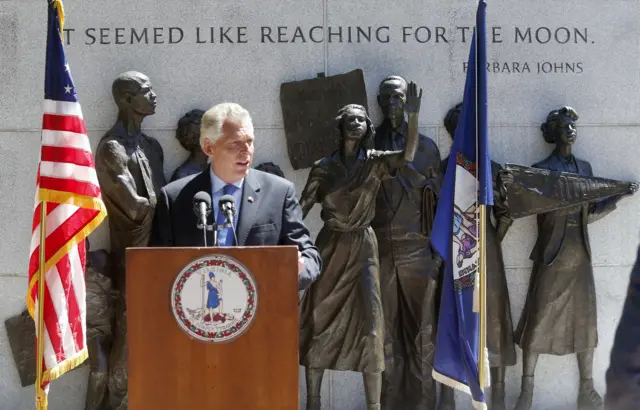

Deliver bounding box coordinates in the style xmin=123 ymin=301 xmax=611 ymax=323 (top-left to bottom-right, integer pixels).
xmin=577 ymin=387 xmax=603 ymax=410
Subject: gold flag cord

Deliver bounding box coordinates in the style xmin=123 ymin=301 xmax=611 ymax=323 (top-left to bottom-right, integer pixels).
xmin=35 ymin=202 xmax=48 ymax=410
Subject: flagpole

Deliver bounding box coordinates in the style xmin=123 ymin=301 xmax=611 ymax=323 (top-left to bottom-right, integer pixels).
xmin=35 ymin=201 xmax=47 ymax=410
xmin=475 ymin=0 xmax=488 ymax=395
xmin=478 ymin=205 xmax=488 ymax=392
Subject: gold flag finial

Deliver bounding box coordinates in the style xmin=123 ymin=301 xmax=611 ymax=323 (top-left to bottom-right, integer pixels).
xmin=51 ymin=0 xmax=65 ymax=35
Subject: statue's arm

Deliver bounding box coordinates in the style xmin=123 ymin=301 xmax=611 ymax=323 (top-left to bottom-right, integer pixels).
xmin=585 ymin=163 xmax=628 ymax=224
xmin=492 ymin=163 xmax=513 ymax=242
xmin=96 ymin=141 xmax=152 ymax=221
xmin=384 ymin=83 xmax=421 ymax=171
xmin=299 ymin=167 xmax=320 ymax=220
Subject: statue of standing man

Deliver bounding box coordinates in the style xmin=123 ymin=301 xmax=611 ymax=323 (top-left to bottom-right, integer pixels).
xmin=370 ymin=75 xmax=443 ymax=410
xmin=95 ymin=71 xmax=166 ymax=410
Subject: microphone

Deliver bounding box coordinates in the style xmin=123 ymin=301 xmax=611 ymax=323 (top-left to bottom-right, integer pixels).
xmin=193 ymin=191 xmax=212 ymax=246
xmin=218 ymin=195 xmax=238 ymax=245
xmin=219 ymin=195 xmax=236 ymax=225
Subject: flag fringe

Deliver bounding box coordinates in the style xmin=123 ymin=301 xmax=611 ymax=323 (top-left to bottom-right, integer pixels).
xmin=432 ymin=370 xmax=473 ymax=396
xmin=43 ymin=348 xmax=88 ymax=382
xmin=26 ymin=202 xmax=106 ymax=317
xmin=39 ymin=188 xmax=107 ymax=212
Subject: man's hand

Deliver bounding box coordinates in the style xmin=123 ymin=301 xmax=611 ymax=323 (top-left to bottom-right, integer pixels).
xmin=298 ymin=251 xmax=305 ymax=275
xmin=404 ymin=81 xmax=422 ymax=117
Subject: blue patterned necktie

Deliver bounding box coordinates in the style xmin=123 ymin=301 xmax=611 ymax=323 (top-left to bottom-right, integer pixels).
xmin=216 ymin=184 xmax=237 ymax=246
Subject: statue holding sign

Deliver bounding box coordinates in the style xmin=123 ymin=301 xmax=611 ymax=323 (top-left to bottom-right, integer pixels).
xmin=95 ymin=71 xmax=166 ymax=410
xmin=512 ymin=107 xmax=637 ymax=410
xmin=299 ymin=85 xmax=421 ymax=410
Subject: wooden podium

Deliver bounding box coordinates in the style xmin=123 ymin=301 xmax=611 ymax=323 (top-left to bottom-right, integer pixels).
xmin=126 ymin=246 xmax=300 ymax=410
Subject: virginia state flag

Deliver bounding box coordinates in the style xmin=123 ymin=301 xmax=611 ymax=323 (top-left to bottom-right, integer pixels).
xmin=431 ymin=1 xmax=492 ymax=409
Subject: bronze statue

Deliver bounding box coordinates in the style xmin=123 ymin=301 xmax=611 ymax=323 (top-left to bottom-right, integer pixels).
xmin=84 ymin=241 xmax=114 ymax=410
xmin=439 ymin=103 xmax=517 ymax=410
xmin=170 ymin=109 xmax=207 ymax=182
xmin=369 ymin=75 xmax=443 ymax=410
xmin=95 ymin=71 xmax=166 ymax=410
xmin=299 ymin=85 xmax=421 ymax=410
xmin=254 ymin=161 xmax=285 ymax=178
xmin=513 ymin=106 xmax=637 ymax=410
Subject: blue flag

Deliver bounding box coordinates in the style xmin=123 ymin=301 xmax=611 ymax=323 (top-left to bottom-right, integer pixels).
xmin=431 ymin=1 xmax=491 ymax=409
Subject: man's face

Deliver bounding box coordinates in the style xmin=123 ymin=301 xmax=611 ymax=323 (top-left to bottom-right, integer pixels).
xmin=128 ymin=76 xmax=157 ymax=116
xmin=377 ymin=80 xmax=407 ymax=120
xmin=553 ymin=116 xmax=577 ymax=146
xmin=205 ymin=119 xmax=255 ymax=183
xmin=341 ymin=107 xmax=367 ymax=141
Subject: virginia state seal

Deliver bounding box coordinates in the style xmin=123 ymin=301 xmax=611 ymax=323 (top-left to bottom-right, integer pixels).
xmin=170 ymin=255 xmax=258 ymax=343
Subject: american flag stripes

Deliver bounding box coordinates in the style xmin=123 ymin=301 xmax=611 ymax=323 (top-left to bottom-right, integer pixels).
xmin=26 ymin=1 xmax=106 ymax=408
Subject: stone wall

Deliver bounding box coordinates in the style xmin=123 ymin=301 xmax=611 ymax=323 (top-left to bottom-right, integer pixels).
xmin=1 ymin=0 xmax=639 ymax=409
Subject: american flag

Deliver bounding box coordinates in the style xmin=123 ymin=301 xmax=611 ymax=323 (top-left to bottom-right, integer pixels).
xmin=26 ymin=1 xmax=106 ymax=408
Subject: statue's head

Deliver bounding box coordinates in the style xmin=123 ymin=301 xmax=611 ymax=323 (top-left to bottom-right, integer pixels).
xmin=334 ymin=104 xmax=375 ymax=151
xmin=176 ymin=109 xmax=205 ymax=153
xmin=254 ymin=161 xmax=285 ymax=178
xmin=112 ymin=71 xmax=156 ymax=117
xmin=541 ymin=106 xmax=578 ymax=146
xmin=444 ymin=102 xmax=463 ymax=141
xmin=377 ymin=75 xmax=408 ymax=124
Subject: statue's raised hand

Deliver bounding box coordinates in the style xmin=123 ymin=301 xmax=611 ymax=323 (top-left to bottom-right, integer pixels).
xmin=405 ymin=81 xmax=423 ymax=116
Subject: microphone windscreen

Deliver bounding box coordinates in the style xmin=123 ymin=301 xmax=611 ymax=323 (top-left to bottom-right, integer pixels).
xmin=219 ymin=194 xmax=236 ymax=207
xmin=193 ymin=191 xmax=212 ymax=208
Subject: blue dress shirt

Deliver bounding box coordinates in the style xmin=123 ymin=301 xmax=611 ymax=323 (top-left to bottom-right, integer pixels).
xmin=209 ymin=167 xmax=243 ymax=229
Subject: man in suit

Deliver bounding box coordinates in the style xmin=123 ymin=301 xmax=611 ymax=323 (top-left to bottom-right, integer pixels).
xmin=370 ymin=75 xmax=443 ymax=410
xmin=606 ymin=243 xmax=640 ymax=410
xmin=150 ymin=102 xmax=321 ymax=290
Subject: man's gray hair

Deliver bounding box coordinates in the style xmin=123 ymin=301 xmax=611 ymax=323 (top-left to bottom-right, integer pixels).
xmin=200 ymin=102 xmax=254 ymax=148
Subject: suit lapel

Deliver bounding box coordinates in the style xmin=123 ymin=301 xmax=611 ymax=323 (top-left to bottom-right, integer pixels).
xmin=236 ymin=169 xmax=261 ymax=246
xmin=191 ymin=170 xmax=215 ymax=246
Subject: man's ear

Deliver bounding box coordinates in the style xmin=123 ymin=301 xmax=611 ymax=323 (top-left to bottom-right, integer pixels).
xmin=202 ymin=139 xmax=215 ymax=156
xmin=377 ymin=95 xmax=382 ymax=107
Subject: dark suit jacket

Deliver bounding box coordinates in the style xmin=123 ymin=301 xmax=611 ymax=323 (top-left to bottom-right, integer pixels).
xmin=149 ymin=168 xmax=322 ymax=290
xmin=605 ymin=243 xmax=640 ymax=410
xmin=529 ymin=151 xmax=618 ymax=266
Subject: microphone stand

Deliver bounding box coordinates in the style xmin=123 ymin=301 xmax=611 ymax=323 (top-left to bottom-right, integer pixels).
xmin=196 ymin=219 xmax=219 ymax=247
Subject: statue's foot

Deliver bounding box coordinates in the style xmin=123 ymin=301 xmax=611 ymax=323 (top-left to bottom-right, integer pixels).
xmin=437 ymin=396 xmax=455 ymax=410
xmin=577 ymin=379 xmax=603 ymax=410
xmin=491 ymin=382 xmax=506 ymax=410
xmin=513 ymin=391 xmax=532 ymax=410
xmin=438 ymin=385 xmax=456 ymax=410
xmin=306 ymin=396 xmax=321 ymax=410
xmin=513 ymin=376 xmax=534 ymax=410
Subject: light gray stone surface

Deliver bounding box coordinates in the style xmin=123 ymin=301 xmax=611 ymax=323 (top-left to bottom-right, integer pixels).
xmin=1 ymin=0 xmax=639 ymax=409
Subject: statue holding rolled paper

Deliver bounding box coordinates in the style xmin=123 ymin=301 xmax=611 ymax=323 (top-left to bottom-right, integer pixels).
xmin=497 ymin=106 xmax=637 ymax=410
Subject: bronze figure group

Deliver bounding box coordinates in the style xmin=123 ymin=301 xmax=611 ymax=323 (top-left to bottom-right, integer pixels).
xmin=63 ymin=69 xmax=636 ymax=410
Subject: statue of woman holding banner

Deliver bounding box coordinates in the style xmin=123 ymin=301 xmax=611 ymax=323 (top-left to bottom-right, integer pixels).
xmin=514 ymin=106 xmax=637 ymax=410
xmin=298 ymin=84 xmax=421 ymax=410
